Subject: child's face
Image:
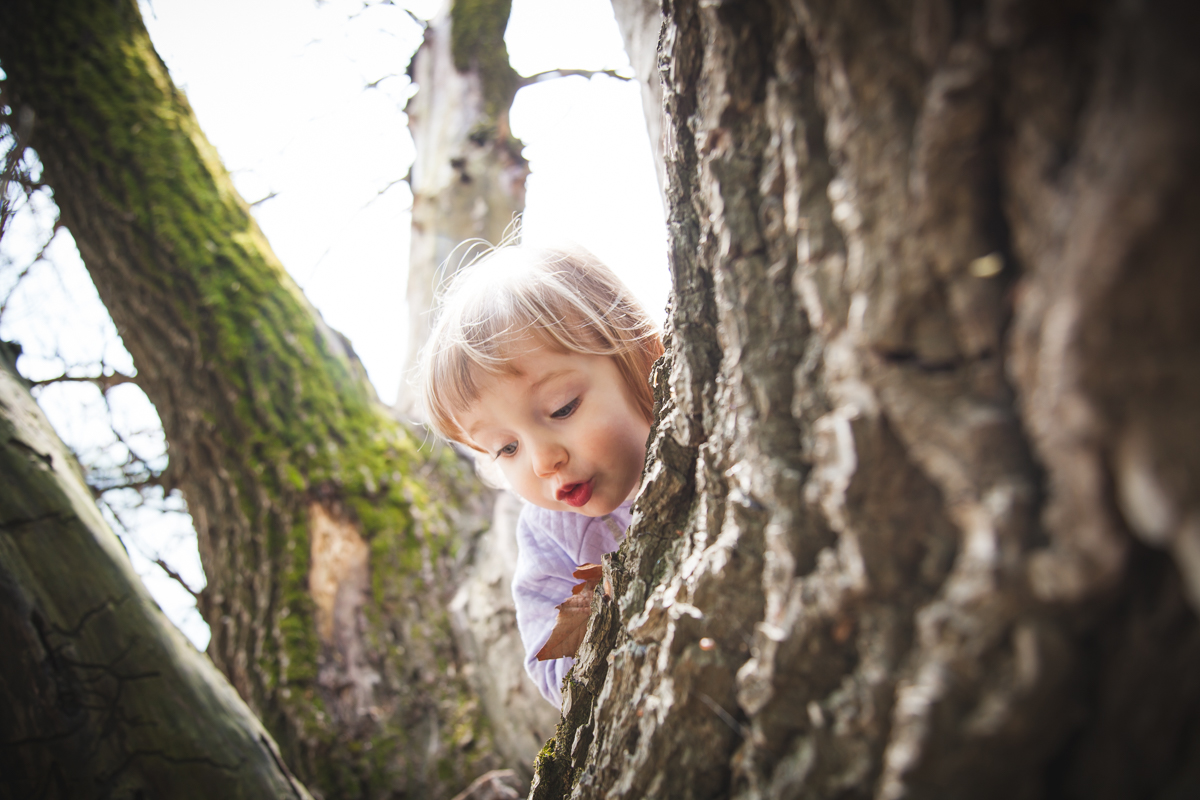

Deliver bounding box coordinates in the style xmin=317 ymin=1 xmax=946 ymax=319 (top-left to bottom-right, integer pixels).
xmin=457 ymin=345 xmax=651 ymax=517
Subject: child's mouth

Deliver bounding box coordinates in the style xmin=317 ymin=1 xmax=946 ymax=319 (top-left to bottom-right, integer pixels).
xmin=558 ymin=481 xmax=593 ymax=508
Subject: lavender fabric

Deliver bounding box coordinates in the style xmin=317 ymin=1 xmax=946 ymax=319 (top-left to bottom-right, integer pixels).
xmin=512 ymin=499 xmax=632 ymax=707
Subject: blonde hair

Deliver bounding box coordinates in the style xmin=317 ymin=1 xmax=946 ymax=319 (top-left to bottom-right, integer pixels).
xmin=419 ymin=243 xmax=663 ymax=448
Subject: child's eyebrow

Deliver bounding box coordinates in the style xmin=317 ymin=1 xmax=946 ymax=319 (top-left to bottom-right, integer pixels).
xmin=529 ymin=369 xmax=573 ymax=391
xmin=463 ymin=421 xmax=490 ymax=443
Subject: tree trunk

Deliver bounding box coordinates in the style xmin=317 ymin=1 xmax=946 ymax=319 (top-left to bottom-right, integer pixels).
xmin=0 ymin=343 xmax=312 ymax=799
xmin=0 ymin=2 xmax=502 ymax=797
xmin=398 ymin=0 xmax=529 ymax=417
xmin=532 ymin=0 xmax=1200 ymax=798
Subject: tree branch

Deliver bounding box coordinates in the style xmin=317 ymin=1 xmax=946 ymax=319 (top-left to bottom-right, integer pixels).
xmin=30 ymin=370 xmax=138 ymax=391
xmin=365 ymin=73 xmax=400 ymax=90
xmin=518 ymin=68 xmax=633 ymax=88
xmin=248 ymin=191 xmax=278 ymax=208
xmin=0 ymin=102 xmax=36 ymax=240
xmin=90 ymin=474 xmax=166 ymax=499
xmin=152 ymin=558 xmax=201 ymax=601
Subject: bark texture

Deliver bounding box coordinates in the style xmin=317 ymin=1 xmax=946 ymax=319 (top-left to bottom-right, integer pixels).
xmin=0 ymin=344 xmax=312 ymax=799
xmin=532 ymin=0 xmax=1200 ymax=797
xmin=0 ymin=2 xmax=501 ymax=797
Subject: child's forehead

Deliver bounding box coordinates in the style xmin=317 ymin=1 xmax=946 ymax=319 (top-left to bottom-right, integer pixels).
xmin=468 ymin=346 xmax=575 ymax=396
xmin=455 ymin=346 xmax=597 ymax=419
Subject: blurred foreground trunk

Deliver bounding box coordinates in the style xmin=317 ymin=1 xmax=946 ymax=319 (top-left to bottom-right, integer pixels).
xmin=0 ymin=1 xmax=504 ymax=797
xmin=0 ymin=344 xmax=312 ymax=799
xmin=533 ymin=0 xmax=1200 ymax=797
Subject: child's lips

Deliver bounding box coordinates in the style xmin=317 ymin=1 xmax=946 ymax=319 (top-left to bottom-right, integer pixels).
xmin=557 ymin=480 xmax=593 ymax=508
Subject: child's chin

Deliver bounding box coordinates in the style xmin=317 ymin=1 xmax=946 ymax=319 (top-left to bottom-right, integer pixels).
xmin=570 ymin=499 xmax=615 ymax=517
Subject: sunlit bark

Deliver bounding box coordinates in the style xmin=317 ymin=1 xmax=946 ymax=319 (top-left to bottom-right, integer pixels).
xmin=401 ymin=0 xmax=561 ymax=779
xmin=399 ymin=0 xmax=529 ymax=416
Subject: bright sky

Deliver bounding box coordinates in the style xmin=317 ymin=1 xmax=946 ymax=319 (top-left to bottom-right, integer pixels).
xmin=0 ymin=0 xmax=667 ymax=648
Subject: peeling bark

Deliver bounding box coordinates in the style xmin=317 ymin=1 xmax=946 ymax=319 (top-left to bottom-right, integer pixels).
xmin=533 ymin=0 xmax=1200 ymax=797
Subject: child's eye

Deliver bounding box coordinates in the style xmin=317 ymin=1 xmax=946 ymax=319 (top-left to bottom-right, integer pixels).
xmin=550 ymin=398 xmax=580 ymax=419
xmin=496 ymin=442 xmax=518 ymax=458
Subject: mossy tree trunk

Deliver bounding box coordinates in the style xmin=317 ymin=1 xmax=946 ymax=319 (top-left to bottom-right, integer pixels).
xmin=533 ymin=0 xmax=1200 ymax=798
xmin=0 ymin=345 xmax=313 ymax=799
xmin=0 ymin=1 xmax=502 ymax=797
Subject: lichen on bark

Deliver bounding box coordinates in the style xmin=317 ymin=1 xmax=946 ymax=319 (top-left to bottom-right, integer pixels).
xmin=449 ymin=0 xmax=521 ymax=122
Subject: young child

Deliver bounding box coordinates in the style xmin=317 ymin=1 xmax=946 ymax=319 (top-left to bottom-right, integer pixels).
xmin=418 ymin=243 xmax=663 ymax=706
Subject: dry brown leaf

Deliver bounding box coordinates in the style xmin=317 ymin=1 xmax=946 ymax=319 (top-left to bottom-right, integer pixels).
xmin=535 ymin=563 xmax=606 ymax=661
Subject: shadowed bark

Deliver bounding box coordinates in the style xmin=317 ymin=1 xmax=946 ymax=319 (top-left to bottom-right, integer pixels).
xmin=532 ymin=0 xmax=1200 ymax=797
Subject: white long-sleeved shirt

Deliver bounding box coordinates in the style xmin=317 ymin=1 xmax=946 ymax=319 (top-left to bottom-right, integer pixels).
xmin=511 ymin=500 xmax=631 ymax=706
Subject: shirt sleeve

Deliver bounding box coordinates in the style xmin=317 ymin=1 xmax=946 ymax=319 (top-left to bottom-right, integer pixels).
xmin=511 ymin=504 xmax=629 ymax=707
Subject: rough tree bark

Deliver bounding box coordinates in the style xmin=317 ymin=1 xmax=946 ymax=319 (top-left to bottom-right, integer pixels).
xmin=532 ymin=0 xmax=1200 ymax=798
xmin=0 ymin=343 xmax=312 ymax=799
xmin=0 ymin=1 xmax=504 ymax=797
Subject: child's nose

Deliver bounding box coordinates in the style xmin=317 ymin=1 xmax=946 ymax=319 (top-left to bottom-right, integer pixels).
xmin=531 ymin=440 xmax=567 ymax=477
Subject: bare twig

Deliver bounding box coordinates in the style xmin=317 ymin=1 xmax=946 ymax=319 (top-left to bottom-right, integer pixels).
xmin=29 ymin=370 xmax=139 ymax=391
xmin=361 ymin=174 xmax=409 ymax=211
xmin=0 ymin=259 xmax=37 ymax=322
xmin=152 ymin=558 xmax=201 ymax=601
xmin=519 ymin=68 xmax=634 ymax=88
xmin=0 ymin=103 xmax=36 ymax=242
xmin=365 ymin=73 xmax=401 ymax=90
xmin=248 ymin=191 xmax=279 ymax=208
xmin=89 ymin=475 xmax=166 ymax=499
xmin=403 ymin=7 xmax=428 ymax=29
